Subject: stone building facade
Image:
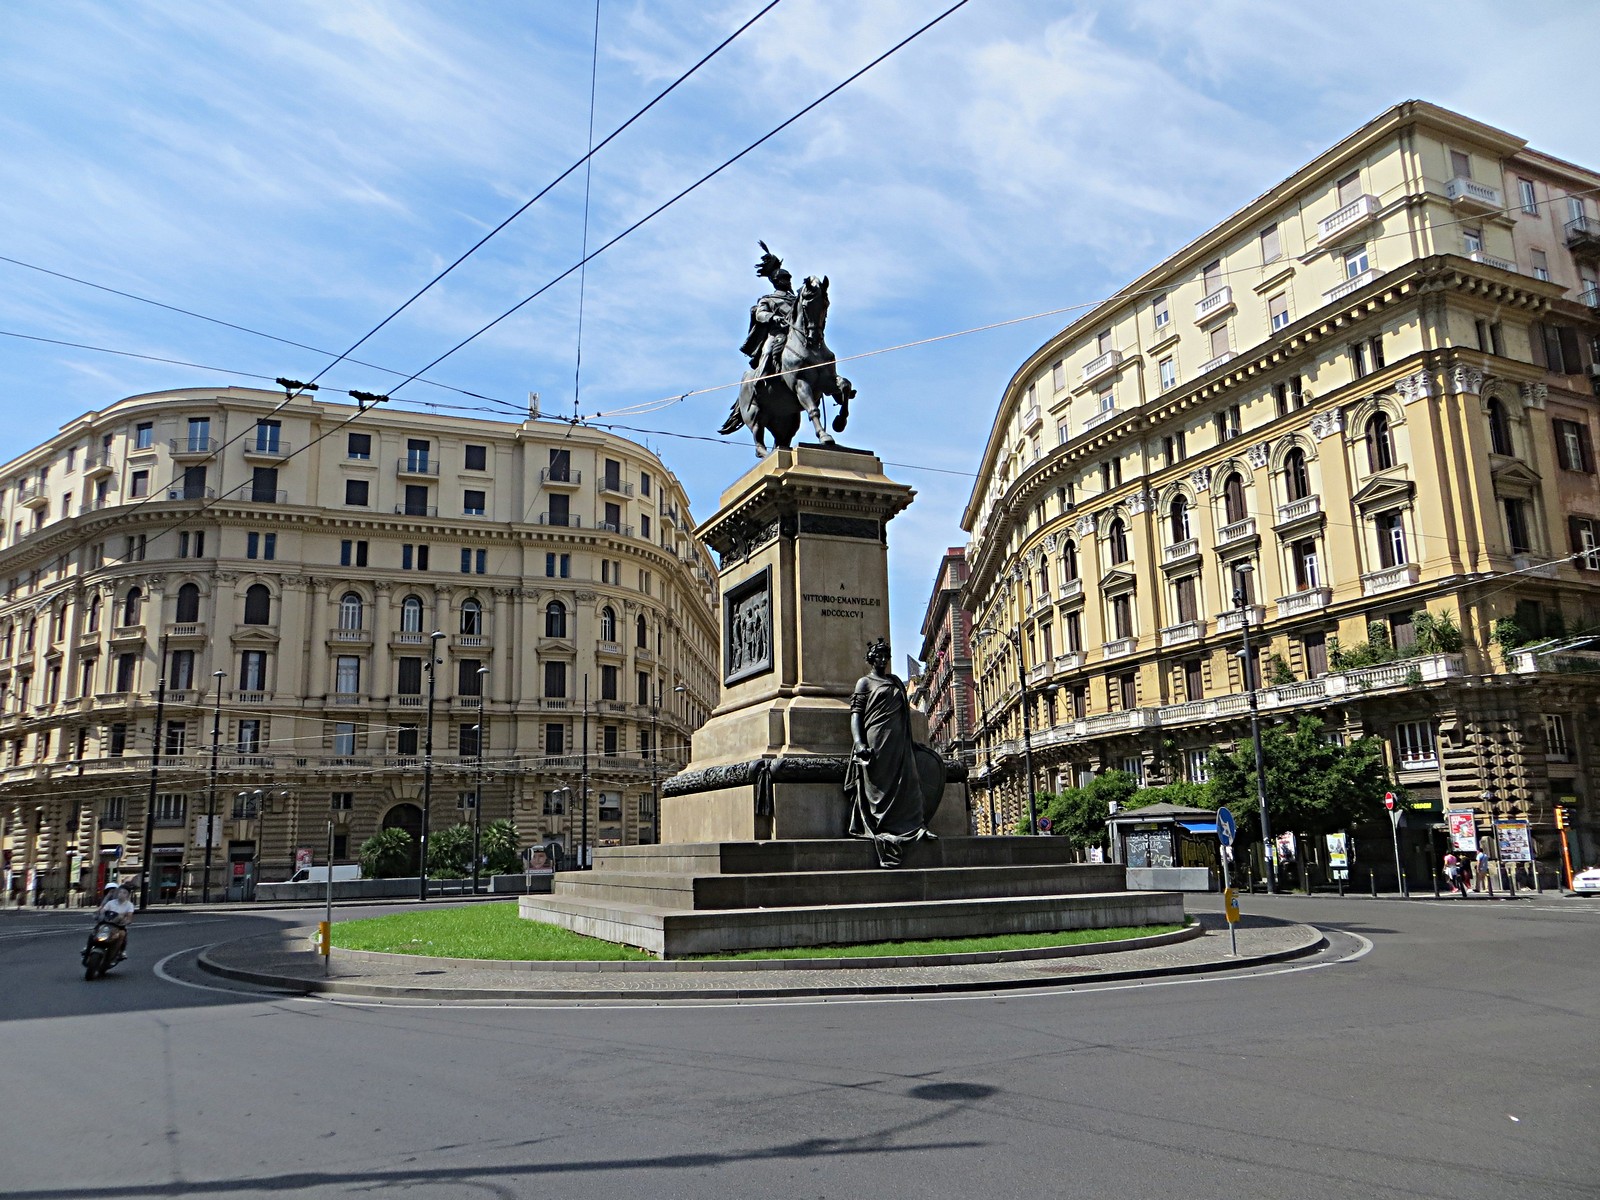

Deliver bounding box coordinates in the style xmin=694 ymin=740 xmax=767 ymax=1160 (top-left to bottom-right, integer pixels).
xmin=914 ymin=547 xmax=975 ymax=771
xmin=0 ymin=387 xmax=719 ymax=901
xmin=960 ymin=102 xmax=1600 ymax=881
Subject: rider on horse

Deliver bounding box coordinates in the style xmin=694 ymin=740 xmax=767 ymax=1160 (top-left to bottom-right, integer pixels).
xmin=739 ymin=246 xmax=796 ymax=380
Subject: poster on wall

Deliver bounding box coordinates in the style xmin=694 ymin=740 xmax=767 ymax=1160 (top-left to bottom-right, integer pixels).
xmin=1446 ymin=810 xmax=1479 ymax=853
xmin=1324 ymin=832 xmax=1349 ymax=872
xmin=1496 ymin=820 xmax=1533 ymax=863
xmin=294 ymin=847 xmax=313 ymax=873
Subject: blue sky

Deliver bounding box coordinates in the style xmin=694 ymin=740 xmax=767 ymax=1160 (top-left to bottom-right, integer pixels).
xmin=3 ymin=0 xmax=1597 ymax=662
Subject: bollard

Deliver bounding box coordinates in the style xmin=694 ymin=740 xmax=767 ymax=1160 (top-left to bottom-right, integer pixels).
xmin=1432 ymin=869 xmax=1441 ymax=900
xmin=1337 ymin=873 xmax=1346 ymax=898
xmin=1369 ymin=868 xmax=1378 ymax=897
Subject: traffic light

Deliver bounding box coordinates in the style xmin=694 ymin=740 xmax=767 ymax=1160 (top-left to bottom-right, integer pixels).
xmin=1554 ymin=805 xmax=1568 ymax=831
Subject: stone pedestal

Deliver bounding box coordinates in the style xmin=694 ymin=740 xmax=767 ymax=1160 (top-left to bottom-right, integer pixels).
xmin=660 ymin=444 xmax=968 ymax=843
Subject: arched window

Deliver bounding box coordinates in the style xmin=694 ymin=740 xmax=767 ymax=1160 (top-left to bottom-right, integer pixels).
xmin=1488 ymin=398 xmax=1514 ymax=456
xmin=86 ymin=594 xmax=101 ymax=633
xmin=636 ymin=614 xmax=648 ymax=648
xmin=400 ymin=595 xmax=424 ymax=633
xmin=121 ymin=587 xmax=142 ymax=627
xmin=1282 ymin=449 xmax=1310 ymax=502
xmin=600 ymin=606 xmax=617 ymax=642
xmin=338 ymin=592 xmax=364 ymax=631
xmin=1223 ymin=472 xmax=1247 ymax=524
xmin=545 ymin=600 xmax=568 ymax=639
xmin=1061 ymin=539 xmax=1079 ymax=582
xmin=1108 ymin=518 xmax=1129 ymax=565
xmin=243 ymin=584 xmax=271 ymax=626
xmin=23 ymin=619 xmax=36 ymax=651
xmin=1365 ymin=412 xmax=1395 ymax=472
xmin=175 ymin=582 xmax=201 ymax=624
xmin=1169 ymin=497 xmax=1191 ymax=544
xmin=459 ymin=598 xmax=482 ymax=636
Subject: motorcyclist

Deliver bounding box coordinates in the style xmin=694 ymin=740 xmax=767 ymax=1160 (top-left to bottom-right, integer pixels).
xmin=94 ymin=883 xmax=135 ymax=962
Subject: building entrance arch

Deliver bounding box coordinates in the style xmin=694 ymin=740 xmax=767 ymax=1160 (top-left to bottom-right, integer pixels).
xmin=382 ymin=803 xmax=424 ymax=875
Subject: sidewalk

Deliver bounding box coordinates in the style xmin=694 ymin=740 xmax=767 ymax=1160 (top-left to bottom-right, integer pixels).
xmin=197 ymin=912 xmax=1326 ymax=1002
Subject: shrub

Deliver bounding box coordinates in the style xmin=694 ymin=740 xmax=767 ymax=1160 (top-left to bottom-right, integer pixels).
xmin=480 ymin=818 xmax=523 ymax=876
xmin=1267 ymin=654 xmax=1296 ymax=686
xmin=359 ymin=827 xmax=413 ymax=879
xmin=426 ymin=824 xmax=473 ymax=877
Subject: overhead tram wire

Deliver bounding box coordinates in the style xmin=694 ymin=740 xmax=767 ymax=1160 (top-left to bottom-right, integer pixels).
xmin=285 ymin=0 xmax=783 ymax=396
xmin=375 ymin=0 xmax=975 ymax=400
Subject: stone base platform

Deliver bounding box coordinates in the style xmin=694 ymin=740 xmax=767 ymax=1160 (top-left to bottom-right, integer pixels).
xmin=518 ymin=838 xmax=1182 ymax=958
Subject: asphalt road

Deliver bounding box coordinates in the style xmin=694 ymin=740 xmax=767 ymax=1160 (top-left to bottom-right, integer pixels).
xmin=1 ymin=893 xmax=1596 ymax=1200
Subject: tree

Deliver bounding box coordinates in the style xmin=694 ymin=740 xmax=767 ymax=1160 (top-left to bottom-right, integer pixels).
xmin=426 ymin=824 xmax=473 ymax=877
xmin=480 ymin=818 xmax=523 ymax=876
xmin=1126 ymin=780 xmax=1213 ymax=811
xmin=1206 ymin=715 xmax=1391 ymax=842
xmin=358 ymin=827 xmax=413 ymax=879
xmin=1033 ymin=769 xmax=1142 ymax=850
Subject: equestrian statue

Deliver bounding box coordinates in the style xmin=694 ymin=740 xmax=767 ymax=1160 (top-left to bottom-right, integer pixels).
xmin=719 ymin=242 xmax=857 ymax=456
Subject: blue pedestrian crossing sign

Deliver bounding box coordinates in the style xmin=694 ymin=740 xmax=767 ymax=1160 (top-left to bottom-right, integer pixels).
xmin=1216 ymin=806 xmax=1237 ymax=848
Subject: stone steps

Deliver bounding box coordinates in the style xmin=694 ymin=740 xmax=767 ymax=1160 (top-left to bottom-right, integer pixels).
xmin=591 ymin=837 xmax=1098 ymax=875
xmin=554 ymin=863 xmax=1127 ymax=910
xmin=519 ymin=889 xmax=1185 ymax=958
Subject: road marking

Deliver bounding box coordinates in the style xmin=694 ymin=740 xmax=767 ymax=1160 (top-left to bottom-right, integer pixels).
xmin=298 ymin=930 xmax=1374 ymax=1013
xmin=0 ymin=919 xmax=205 ymax=943
xmin=151 ymin=945 xmax=303 ymax=999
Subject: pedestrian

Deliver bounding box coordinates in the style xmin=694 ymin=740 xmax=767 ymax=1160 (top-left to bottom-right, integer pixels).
xmin=1443 ymin=852 xmax=1466 ymax=897
xmin=1475 ymin=848 xmax=1491 ymax=893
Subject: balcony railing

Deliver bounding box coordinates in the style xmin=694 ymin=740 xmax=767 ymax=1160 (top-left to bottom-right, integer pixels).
xmin=165 ymin=622 xmax=203 ymax=638
xmin=1198 ymin=351 xmax=1235 ymax=374
xmin=1361 ymin=563 xmax=1421 ymax=596
xmin=16 ymin=482 xmax=45 ymax=508
xmin=1276 ymin=587 xmax=1332 ymax=617
xmin=1159 ymin=620 xmax=1205 ymax=647
xmin=1469 ymin=250 xmax=1518 ymax=273
xmin=1215 ymin=605 xmax=1264 ymax=633
xmin=1026 ymin=662 xmax=1053 ymax=685
xmin=539 ymin=467 xmax=581 ymax=486
xmin=84 ymin=452 xmax=114 ymax=477
xmin=1102 ymin=636 xmax=1137 ymax=659
xmin=394 ymin=695 xmax=424 ymax=707
xmin=1217 ymin=517 xmax=1256 ymax=547
xmin=1564 ymin=214 xmax=1600 ymax=255
xmin=169 ymin=437 xmax=217 ymax=457
xmin=1080 ymin=349 xmax=1123 ymax=384
xmin=167 ymin=486 xmax=215 ymax=501
xmin=396 ymin=458 xmax=440 ymax=477
xmin=1317 ymin=193 xmax=1380 ymax=243
xmin=596 ymin=522 xmax=634 ymax=537
xmin=1162 ymin=538 xmax=1199 ymax=565
xmin=1445 ymin=176 xmax=1502 ymax=211
xmin=1058 ymin=578 xmax=1083 ymax=602
xmin=328 ymin=628 xmax=372 ymax=643
xmin=455 ymin=634 xmax=487 ymax=648
xmin=597 ymin=478 xmax=633 ymax=497
xmin=1194 ymin=286 xmax=1234 ymax=322
xmin=1325 ymin=267 xmax=1379 ymax=302
xmin=232 ymin=691 xmax=269 ymax=703
xmin=1021 ymin=404 xmax=1042 ymax=431
xmin=242 ymin=440 xmax=292 ymax=460
xmin=394 ymin=504 xmax=438 ymax=517
xmin=1054 ymin=650 xmax=1083 ymax=671
xmin=1082 ymin=405 xmax=1119 ymax=431
xmin=393 ymin=631 xmax=426 ymax=645
xmin=538 ymin=513 xmax=581 ymax=527
xmin=245 ymin=489 xmax=290 ymax=505
xmin=1276 ymin=495 xmax=1322 ymax=525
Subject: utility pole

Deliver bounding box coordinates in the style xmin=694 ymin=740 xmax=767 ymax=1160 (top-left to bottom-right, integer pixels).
xmin=1234 ymin=564 xmax=1276 ymax=893
xmin=648 ymin=688 xmax=661 ymax=848
xmin=201 ymin=669 xmax=226 ymax=903
xmin=472 ymin=665 xmax=488 ymax=894
xmin=419 ymin=630 xmax=445 ymax=900
xmin=138 ymin=633 xmax=170 ymax=910
xmin=580 ymin=674 xmax=591 ymax=870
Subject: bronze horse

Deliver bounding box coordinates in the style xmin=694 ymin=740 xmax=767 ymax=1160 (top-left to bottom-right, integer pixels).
xmin=720 ymin=275 xmax=855 ymax=456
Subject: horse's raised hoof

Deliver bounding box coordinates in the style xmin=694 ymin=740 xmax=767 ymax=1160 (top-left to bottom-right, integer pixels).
xmin=831 ymin=414 xmax=847 ymax=433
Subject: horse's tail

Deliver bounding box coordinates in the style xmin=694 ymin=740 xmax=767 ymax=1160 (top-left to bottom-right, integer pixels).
xmin=718 ymin=401 xmax=744 ymax=436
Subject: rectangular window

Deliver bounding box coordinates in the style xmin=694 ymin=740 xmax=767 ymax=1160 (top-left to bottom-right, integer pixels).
xmin=461 ymin=489 xmax=487 ymax=517
xmin=1503 ymin=498 xmax=1532 ymax=554
xmin=109 ymin=723 xmax=128 ymax=756
xmin=348 ymin=433 xmax=371 ymax=460
xmin=406 ymin=439 xmax=431 ymax=472
xmin=1554 ymin=419 xmax=1594 ymax=472
xmin=637 ymin=670 xmax=651 ymax=706
xmin=339 ymin=539 xmax=368 ymax=568
xmin=641 ymin=514 xmax=651 ymax=540
xmin=130 ymin=470 xmax=149 ymax=498
xmin=1152 ymin=293 xmax=1170 ymax=329
xmin=396 ymin=657 xmax=422 ymax=695
xmin=1376 ymin=510 xmax=1408 ymax=568
xmin=397 ymin=725 xmax=418 ymax=755
xmin=331 ymin=791 xmax=354 ymax=812
xmin=1117 ymin=673 xmax=1137 ymax=711
xmin=603 ymin=458 xmax=622 ymax=491
xmin=545 ymin=552 xmax=570 ymax=578
xmin=253 ymin=420 xmax=281 ymax=453
xmin=1449 ymin=150 xmax=1472 ymax=180
xmin=545 ymin=723 xmax=566 ymax=755
xmin=1344 ymin=245 xmax=1370 ymax=279
xmin=1111 ymin=595 xmax=1133 ymax=639
xmin=459 ymin=723 xmax=480 ymax=757
xmin=1463 ymin=228 xmax=1483 ymax=256
xmin=345 ymin=479 xmax=369 ymax=507
xmin=1159 ymin=356 xmax=1176 ymax=391
xmin=1291 ymin=539 xmax=1321 ymax=590
xmin=249 ymin=466 xmax=278 ymax=503
xmin=1544 ymin=713 xmax=1571 ymax=761
xmin=1202 ymin=260 xmax=1222 ymax=296
xmin=1531 ymin=249 xmax=1550 ymax=282
xmin=600 ymin=665 xmax=619 ymax=701
xmin=457 ymin=659 xmax=482 ymax=696
xmin=115 ymin=653 xmax=136 ymax=692
xmin=402 ymin=484 xmax=430 ymax=516
xmin=335 ymin=656 xmax=361 ymax=695
xmin=1209 ymin=324 xmax=1230 ymax=360
xmin=1052 ymin=360 xmax=1066 ymax=390
xmin=164 ymin=721 xmax=187 ymax=756
xmin=543 ymin=661 xmax=567 ymax=699
xmin=1518 ymin=178 xmax=1537 ymax=214
xmin=547 ymin=448 xmax=571 ymax=482
xmin=1064 ymin=611 xmax=1082 ymax=653
xmin=1568 ymin=516 xmax=1600 ymax=569
xmin=177 ymin=531 xmax=189 ymax=558
xmin=1173 ymin=576 xmax=1197 ymax=623
xmin=1336 ymin=170 xmax=1362 ymax=207
xmin=134 ymin=422 xmax=153 ymax=450
xmin=1185 ymin=748 xmax=1210 ymax=784
xmin=464 ymin=444 xmax=487 ymax=471
xmin=1349 ymin=342 xmax=1369 ymax=379
xmin=239 ymin=650 xmax=267 ymax=691
xmin=1394 ymin=721 xmax=1437 ymax=768
xmin=546 ymin=493 xmax=570 ymax=526
xmin=332 ymin=723 xmax=356 ymax=756
xmin=1268 ymin=292 xmax=1289 ymax=332
xmin=1303 ymin=632 xmax=1328 ymax=678
xmin=169 ymin=650 xmax=195 ymax=691
xmin=1259 ymin=223 xmax=1281 ymax=263
xmin=602 ymin=726 xmax=619 ymax=756
xmin=640 ymin=470 xmax=651 ymax=497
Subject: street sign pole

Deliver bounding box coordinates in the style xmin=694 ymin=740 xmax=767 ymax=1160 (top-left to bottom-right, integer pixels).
xmin=1216 ymin=806 xmax=1239 ymax=955
xmin=1385 ymin=792 xmax=1406 ymax=898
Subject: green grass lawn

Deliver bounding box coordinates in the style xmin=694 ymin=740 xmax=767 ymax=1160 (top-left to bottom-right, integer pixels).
xmin=330 ymin=902 xmax=1184 ymax=963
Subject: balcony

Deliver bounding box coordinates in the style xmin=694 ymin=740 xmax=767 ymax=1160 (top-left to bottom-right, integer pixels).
xmin=1026 ymin=662 xmax=1053 ymax=686
xmin=392 ymin=631 xmax=427 ymax=646
xmin=1084 ymin=709 xmax=1149 ymax=734
xmin=169 ymin=437 xmax=217 ymax=459
xmin=393 ymin=504 xmax=438 ymax=517
xmin=1216 ymin=517 xmax=1256 ymax=548
xmin=540 ymin=467 xmax=581 ymax=488
xmin=1054 ymin=650 xmax=1083 ymax=671
xmin=1511 ymin=554 xmax=1559 ymax=579
xmin=164 ymin=622 xmax=204 ymax=639
xmin=1325 ymin=267 xmax=1379 ymax=302
xmin=1080 ymin=350 xmax=1125 ymax=388
xmin=455 ymin=633 xmax=487 ymax=649
xmin=1082 ymin=405 xmax=1119 ymax=431
xmin=1361 ymin=562 xmax=1421 ymax=596
xmin=1162 ymin=538 xmax=1199 ymax=566
xmin=1102 ymin=636 xmax=1137 ymax=659
xmin=1445 ymin=176 xmax=1502 ymax=214
xmin=167 ymin=486 xmax=215 ymax=501
xmin=596 ymin=639 xmax=623 ymax=657
xmin=84 ymin=452 xmax=114 ymax=478
xmin=1469 ymin=250 xmax=1518 ymax=274
xmin=394 ymin=694 xmax=424 ymax=707
xmin=16 ymin=483 xmax=47 ymax=510
xmin=109 ymin=623 xmax=146 ymax=645
xmin=1198 ymin=351 xmax=1235 ymax=375
xmin=1565 ymin=214 xmax=1600 ymax=257
xmin=597 ymin=478 xmax=633 ymax=497
xmin=1194 ymin=286 xmax=1235 ymax=323
xmin=635 ymin=646 xmax=655 ymax=665
xmin=1316 ymin=194 xmax=1380 ymax=245
xmin=1160 ymin=619 xmax=1206 ymax=647
xmin=232 ymin=691 xmax=269 ymax=704
xmin=1580 ymin=286 xmax=1600 ymax=310
xmin=241 ymin=439 xmax=292 ymax=462
xmin=328 ymin=628 xmax=372 ymax=644
xmin=538 ymin=513 xmax=581 ymax=528
xmin=1276 ymin=495 xmax=1322 ymax=527
xmin=1057 ymin=578 xmax=1083 ymax=603
xmin=396 ymin=458 xmax=440 ymax=478
xmin=1021 ymin=404 xmax=1042 ymax=432
xmin=1276 ymin=587 xmax=1332 ymax=617
xmin=595 ymin=522 xmax=634 ymax=538
xmin=452 ymin=696 xmax=482 ymax=710
xmin=328 ymin=693 xmax=366 ymax=706
xmin=1215 ymin=605 xmax=1264 ymax=633
xmin=245 ymin=489 xmax=289 ymax=505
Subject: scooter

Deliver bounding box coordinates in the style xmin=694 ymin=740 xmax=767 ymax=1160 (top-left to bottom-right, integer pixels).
xmin=82 ymin=918 xmax=126 ymax=981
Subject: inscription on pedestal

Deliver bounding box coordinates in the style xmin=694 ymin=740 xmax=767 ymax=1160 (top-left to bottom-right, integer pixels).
xmin=723 ymin=567 xmax=773 ymax=685
xmin=802 ymin=589 xmax=883 ymax=621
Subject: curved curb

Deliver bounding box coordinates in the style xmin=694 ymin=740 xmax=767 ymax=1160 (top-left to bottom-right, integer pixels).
xmin=195 ymin=923 xmax=1328 ymax=1002
xmin=329 ymin=919 xmax=1206 ymax=972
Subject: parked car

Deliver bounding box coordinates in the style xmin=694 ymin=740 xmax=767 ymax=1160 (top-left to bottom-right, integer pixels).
xmin=1571 ymin=866 xmax=1600 ymax=895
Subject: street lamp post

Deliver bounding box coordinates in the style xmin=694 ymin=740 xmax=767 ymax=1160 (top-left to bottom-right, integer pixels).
xmin=419 ymin=630 xmax=445 ymax=901
xmin=1232 ymin=565 xmax=1276 ymax=893
xmin=472 ymin=666 xmax=489 ymax=894
xmin=138 ymin=633 xmax=171 ymax=910
xmin=202 ymin=669 xmax=226 ymax=903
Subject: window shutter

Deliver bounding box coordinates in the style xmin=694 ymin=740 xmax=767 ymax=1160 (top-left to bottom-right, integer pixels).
xmin=1569 ymin=516 xmax=1590 ymax=569
xmin=1581 ymin=424 xmax=1595 ymax=474
xmin=1530 ymin=322 xmax=1549 ymax=369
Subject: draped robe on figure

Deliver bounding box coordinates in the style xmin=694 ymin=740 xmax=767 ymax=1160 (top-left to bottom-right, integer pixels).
xmin=844 ymin=669 xmax=932 ymax=867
